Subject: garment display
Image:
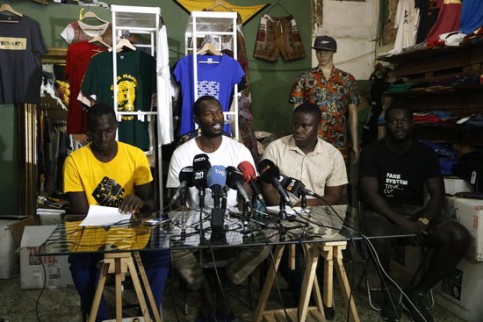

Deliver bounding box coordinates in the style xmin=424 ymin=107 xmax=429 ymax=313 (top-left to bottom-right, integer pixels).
xmin=253 ymin=14 xmax=305 ymax=62
xmin=173 ymin=53 xmax=244 ymax=137
xmin=174 ymin=0 xmax=268 ymax=25
xmin=0 ymin=15 xmax=47 ymax=104
xmin=425 ymin=0 xmax=462 ymax=45
xmin=60 ymin=20 xmax=112 ymax=45
xmin=65 ymin=41 xmax=108 ymax=134
xmin=80 ymin=50 xmax=157 ymax=151
xmin=415 ymin=0 xmax=441 ymax=43
xmin=460 ymin=0 xmax=483 ymax=35
xmin=156 ymin=25 xmax=175 ymax=145
xmin=288 ymin=66 xmax=361 ymax=148
xmin=392 ymin=0 xmax=420 ymax=54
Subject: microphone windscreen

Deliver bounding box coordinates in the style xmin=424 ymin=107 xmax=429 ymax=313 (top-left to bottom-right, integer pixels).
xmin=206 ymin=165 xmax=227 ymax=188
xmin=226 ymin=166 xmax=245 ymax=189
xmin=237 ymin=161 xmax=256 ymax=182
xmin=178 ymin=166 xmax=194 ymax=186
xmin=192 ymin=153 xmax=211 ymax=171
xmin=257 ymin=159 xmax=280 ymax=183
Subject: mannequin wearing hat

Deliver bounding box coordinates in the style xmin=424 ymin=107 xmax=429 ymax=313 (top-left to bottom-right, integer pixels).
xmin=289 ymin=35 xmax=361 ymax=163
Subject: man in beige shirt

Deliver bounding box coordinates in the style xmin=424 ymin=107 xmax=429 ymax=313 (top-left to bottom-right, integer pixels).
xmin=260 ymin=103 xmax=348 ymax=313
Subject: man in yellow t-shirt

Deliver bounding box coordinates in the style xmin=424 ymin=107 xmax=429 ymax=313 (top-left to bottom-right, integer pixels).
xmin=63 ymin=103 xmax=169 ymax=321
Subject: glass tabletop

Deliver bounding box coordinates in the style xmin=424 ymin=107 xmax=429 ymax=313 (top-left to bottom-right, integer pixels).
xmin=37 ymin=205 xmax=393 ymax=256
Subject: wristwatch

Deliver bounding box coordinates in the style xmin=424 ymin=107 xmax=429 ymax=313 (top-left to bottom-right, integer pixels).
xmin=418 ymin=217 xmax=430 ymax=226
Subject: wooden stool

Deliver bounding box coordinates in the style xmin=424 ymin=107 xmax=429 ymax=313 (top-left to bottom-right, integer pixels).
xmin=89 ymin=252 xmax=161 ymax=322
xmin=254 ymin=241 xmax=360 ymax=322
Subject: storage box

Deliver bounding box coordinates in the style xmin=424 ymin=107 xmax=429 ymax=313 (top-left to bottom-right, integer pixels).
xmin=444 ymin=177 xmax=474 ymax=195
xmin=390 ymin=244 xmax=424 ymax=288
xmin=451 ymin=197 xmax=483 ymax=261
xmin=20 ymin=225 xmax=73 ymax=289
xmin=436 ymin=258 xmax=483 ymax=322
xmin=0 ymin=216 xmax=37 ymax=279
xmin=36 ymin=208 xmax=65 ymax=225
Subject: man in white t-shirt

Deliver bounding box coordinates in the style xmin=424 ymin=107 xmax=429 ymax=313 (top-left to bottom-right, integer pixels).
xmin=166 ymin=96 xmax=268 ymax=321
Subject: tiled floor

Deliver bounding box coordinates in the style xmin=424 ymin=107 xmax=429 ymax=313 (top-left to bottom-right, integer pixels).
xmin=0 ymin=256 xmax=465 ymax=322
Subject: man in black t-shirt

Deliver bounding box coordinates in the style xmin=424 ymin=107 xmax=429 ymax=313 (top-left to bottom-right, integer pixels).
xmin=359 ymin=103 xmax=470 ymax=322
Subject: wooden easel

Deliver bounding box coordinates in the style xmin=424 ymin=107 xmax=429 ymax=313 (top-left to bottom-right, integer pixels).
xmin=89 ymin=252 xmax=161 ymax=322
xmin=254 ymin=241 xmax=360 ymax=322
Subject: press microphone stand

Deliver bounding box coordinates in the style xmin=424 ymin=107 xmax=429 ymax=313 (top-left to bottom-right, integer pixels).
xmin=198 ymin=188 xmax=205 ymax=239
xmin=278 ymin=198 xmax=287 ymax=221
xmin=241 ymin=202 xmax=250 ymax=233
xmin=300 ymin=193 xmax=307 ymax=210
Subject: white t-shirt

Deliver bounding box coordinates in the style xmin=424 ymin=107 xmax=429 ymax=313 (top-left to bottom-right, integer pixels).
xmin=166 ymin=136 xmax=255 ymax=209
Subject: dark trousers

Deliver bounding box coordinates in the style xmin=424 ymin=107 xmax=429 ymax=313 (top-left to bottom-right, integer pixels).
xmin=68 ymin=250 xmax=170 ymax=321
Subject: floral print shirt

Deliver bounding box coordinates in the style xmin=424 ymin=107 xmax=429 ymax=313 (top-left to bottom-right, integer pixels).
xmin=289 ymin=66 xmax=360 ymax=148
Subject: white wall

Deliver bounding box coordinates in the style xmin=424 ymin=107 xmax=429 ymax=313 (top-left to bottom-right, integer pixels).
xmin=313 ymin=0 xmax=380 ymax=80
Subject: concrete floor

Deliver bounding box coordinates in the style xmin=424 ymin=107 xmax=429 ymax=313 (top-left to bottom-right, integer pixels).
xmin=0 ymin=255 xmax=465 ymax=322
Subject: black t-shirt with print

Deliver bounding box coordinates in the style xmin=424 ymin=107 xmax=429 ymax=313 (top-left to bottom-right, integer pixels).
xmin=359 ymin=140 xmax=441 ymax=206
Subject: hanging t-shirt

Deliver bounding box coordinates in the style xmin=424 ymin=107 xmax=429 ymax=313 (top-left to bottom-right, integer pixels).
xmin=80 ymin=50 xmax=156 ymax=151
xmin=391 ymin=0 xmax=420 ymax=54
xmin=173 ymin=53 xmax=245 ymax=137
xmin=60 ymin=20 xmax=113 ymax=45
xmin=425 ymin=0 xmax=462 ymax=44
xmin=0 ymin=15 xmax=47 ymax=104
xmin=65 ymin=41 xmax=108 ymax=134
xmin=460 ymin=0 xmax=483 ymax=35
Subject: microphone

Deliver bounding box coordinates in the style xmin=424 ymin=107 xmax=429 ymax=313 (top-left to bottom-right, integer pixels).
xmin=237 ymin=161 xmax=265 ymax=206
xmin=206 ymin=165 xmax=227 ymax=230
xmin=169 ymin=166 xmax=194 ymax=206
xmin=192 ymin=153 xmax=211 ymax=191
xmin=225 ymin=166 xmax=251 ymax=205
xmin=282 ymin=176 xmax=319 ymax=198
xmin=206 ymin=165 xmax=227 ymax=208
xmin=257 ymin=159 xmax=293 ymax=207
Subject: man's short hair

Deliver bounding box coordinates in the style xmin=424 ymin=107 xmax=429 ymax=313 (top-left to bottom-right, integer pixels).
xmin=293 ymin=103 xmax=321 ymax=123
xmin=193 ymin=95 xmax=220 ymax=117
xmin=87 ymin=103 xmax=116 ymax=123
xmin=384 ymin=101 xmax=413 ymax=122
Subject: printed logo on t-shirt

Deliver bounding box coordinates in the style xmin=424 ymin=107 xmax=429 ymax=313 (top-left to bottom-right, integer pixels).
xmin=198 ymin=80 xmax=220 ymax=98
xmin=92 ymin=176 xmax=125 ymax=207
xmin=384 ymin=172 xmax=408 ymax=196
xmin=110 ymin=74 xmax=137 ymax=120
xmin=0 ymin=37 xmax=27 ymax=50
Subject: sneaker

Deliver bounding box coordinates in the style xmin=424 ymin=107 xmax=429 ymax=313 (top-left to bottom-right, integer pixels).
xmin=401 ymin=292 xmax=434 ymax=322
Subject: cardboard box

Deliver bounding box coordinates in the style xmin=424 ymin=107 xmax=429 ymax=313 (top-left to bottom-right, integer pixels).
xmin=390 ymin=244 xmax=424 ymax=288
xmin=20 ymin=225 xmax=73 ymax=289
xmin=444 ymin=177 xmax=474 ymax=195
xmin=436 ymin=258 xmax=483 ymax=322
xmin=0 ymin=216 xmax=37 ymax=279
xmin=451 ymin=198 xmax=483 ymax=261
xmin=36 ymin=208 xmax=65 ymax=225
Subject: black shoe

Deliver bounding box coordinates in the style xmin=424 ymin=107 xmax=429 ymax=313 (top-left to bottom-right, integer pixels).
xmin=378 ymin=298 xmax=402 ymax=322
xmin=401 ymin=292 xmax=434 ymax=322
xmin=323 ymin=305 xmax=335 ymax=320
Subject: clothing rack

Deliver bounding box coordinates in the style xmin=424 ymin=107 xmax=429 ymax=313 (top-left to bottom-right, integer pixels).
xmin=110 ymin=5 xmax=165 ymax=208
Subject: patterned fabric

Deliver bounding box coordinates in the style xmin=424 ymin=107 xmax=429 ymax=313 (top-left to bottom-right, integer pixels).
xmin=289 ymin=66 xmax=360 ymax=148
xmin=253 ymin=14 xmax=305 ymax=62
xmin=60 ymin=21 xmax=112 ymax=45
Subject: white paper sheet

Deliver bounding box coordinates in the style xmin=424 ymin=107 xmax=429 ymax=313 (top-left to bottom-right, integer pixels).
xmin=80 ymin=205 xmax=132 ymax=227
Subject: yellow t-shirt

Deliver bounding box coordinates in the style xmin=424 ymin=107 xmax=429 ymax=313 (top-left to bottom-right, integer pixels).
xmin=63 ymin=141 xmax=153 ymax=207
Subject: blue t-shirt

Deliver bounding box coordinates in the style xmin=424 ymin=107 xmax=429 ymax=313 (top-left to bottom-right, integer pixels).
xmin=173 ymin=54 xmax=245 ymax=136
